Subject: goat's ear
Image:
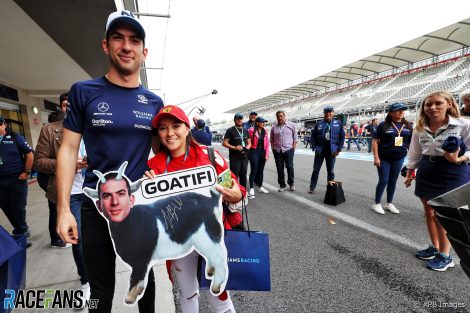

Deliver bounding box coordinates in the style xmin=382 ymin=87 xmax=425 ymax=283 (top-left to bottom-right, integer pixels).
xmin=130 ymin=180 xmax=142 ymax=193
xmin=83 ymin=187 xmax=98 ymax=199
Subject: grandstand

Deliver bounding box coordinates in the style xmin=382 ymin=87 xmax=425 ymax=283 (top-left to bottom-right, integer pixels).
xmin=218 ymin=18 xmax=470 ymax=132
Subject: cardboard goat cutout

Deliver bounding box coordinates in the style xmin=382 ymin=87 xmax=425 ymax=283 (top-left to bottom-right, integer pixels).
xmin=83 ymin=161 xmax=228 ymax=306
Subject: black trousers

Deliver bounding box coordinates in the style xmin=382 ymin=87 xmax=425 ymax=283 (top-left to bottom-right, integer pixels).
xmin=0 ymin=176 xmax=29 ymax=236
xmin=81 ymin=207 xmax=155 ymax=313
xmin=229 ymin=157 xmax=248 ymax=189
xmin=273 ymin=149 xmax=295 ymax=188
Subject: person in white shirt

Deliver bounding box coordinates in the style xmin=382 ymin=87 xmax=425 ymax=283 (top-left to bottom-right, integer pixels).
xmin=405 ymin=90 xmax=470 ymax=272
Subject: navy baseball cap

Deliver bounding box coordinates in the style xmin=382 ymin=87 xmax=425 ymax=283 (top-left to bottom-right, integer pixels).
xmin=197 ymin=119 xmax=206 ymax=127
xmin=255 ymin=116 xmax=268 ymax=123
xmin=323 ymin=106 xmax=334 ymax=113
xmin=388 ymin=103 xmax=408 ymax=112
xmin=105 ymin=10 xmax=146 ymax=40
xmin=234 ymin=113 xmax=243 ymax=120
xmin=249 ymin=111 xmax=258 ymax=116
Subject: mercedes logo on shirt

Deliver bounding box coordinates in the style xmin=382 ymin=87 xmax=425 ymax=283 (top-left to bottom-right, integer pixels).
xmin=97 ymin=102 xmax=110 ymax=112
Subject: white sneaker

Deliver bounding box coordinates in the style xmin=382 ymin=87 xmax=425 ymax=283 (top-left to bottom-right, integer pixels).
xmin=384 ymin=203 xmax=400 ymax=214
xmin=278 ymin=186 xmax=287 ymax=192
xmin=81 ymin=283 xmax=91 ymax=302
xmin=258 ymin=186 xmax=269 ymax=194
xmin=249 ymin=188 xmax=255 ymax=196
xmin=371 ymin=203 xmax=385 ymax=215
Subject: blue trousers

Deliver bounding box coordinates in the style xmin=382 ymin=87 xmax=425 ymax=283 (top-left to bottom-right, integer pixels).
xmin=310 ymin=147 xmax=336 ymax=190
xmin=375 ymin=158 xmax=404 ymax=204
xmin=0 ymin=177 xmax=29 ymax=236
xmin=347 ymin=138 xmax=361 ymax=150
xmin=366 ymin=137 xmax=372 ymax=153
xmin=273 ymin=148 xmax=295 ymax=188
xmin=248 ymin=149 xmax=266 ymax=188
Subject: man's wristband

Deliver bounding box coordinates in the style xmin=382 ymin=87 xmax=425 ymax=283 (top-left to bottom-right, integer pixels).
xmin=24 ymin=169 xmax=32 ymax=174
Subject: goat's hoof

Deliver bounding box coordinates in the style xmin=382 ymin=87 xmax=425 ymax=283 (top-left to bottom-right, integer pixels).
xmin=211 ymin=285 xmax=221 ymax=295
xmin=125 ymin=285 xmax=144 ymax=304
xmin=206 ymin=266 xmax=215 ymax=277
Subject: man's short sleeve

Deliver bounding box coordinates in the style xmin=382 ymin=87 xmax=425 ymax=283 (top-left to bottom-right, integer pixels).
xmin=223 ymin=128 xmax=232 ymax=140
xmin=63 ymin=83 xmax=84 ymax=133
xmin=14 ymin=133 xmax=32 ymax=154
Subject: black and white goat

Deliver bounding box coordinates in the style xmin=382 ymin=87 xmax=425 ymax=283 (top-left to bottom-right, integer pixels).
xmin=84 ymin=162 xmax=228 ymax=305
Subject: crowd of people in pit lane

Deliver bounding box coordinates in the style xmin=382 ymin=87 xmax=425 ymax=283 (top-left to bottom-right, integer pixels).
xmin=1 ymin=8 xmax=470 ymax=313
xmin=220 ymin=89 xmax=470 ymax=273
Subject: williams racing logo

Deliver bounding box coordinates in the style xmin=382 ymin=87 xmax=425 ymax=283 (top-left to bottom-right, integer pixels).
xmin=3 ymin=289 xmax=98 ymax=310
xmin=133 ymin=110 xmax=153 ymax=120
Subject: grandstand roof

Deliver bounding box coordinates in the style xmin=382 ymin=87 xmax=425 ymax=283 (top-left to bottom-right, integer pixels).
xmin=227 ymin=18 xmax=470 ymax=114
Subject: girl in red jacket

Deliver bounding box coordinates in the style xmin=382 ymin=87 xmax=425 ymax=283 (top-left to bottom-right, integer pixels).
xmin=146 ymin=105 xmax=245 ymax=313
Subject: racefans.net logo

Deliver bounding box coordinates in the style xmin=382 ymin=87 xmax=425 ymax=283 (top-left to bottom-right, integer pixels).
xmin=3 ymin=289 xmax=98 ymax=310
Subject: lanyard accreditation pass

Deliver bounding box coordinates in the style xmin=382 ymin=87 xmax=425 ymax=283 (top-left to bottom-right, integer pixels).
xmin=392 ymin=122 xmax=405 ymax=147
xmin=235 ymin=127 xmax=245 ymax=147
xmin=325 ymin=123 xmax=331 ymax=140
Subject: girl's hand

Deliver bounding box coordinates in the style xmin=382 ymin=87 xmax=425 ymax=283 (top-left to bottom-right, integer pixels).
xmin=404 ymin=176 xmax=413 ymax=188
xmin=144 ymin=169 xmax=157 ymax=179
xmin=216 ymin=179 xmax=243 ymax=203
xmin=374 ymin=158 xmax=381 ymax=167
xmin=443 ymin=149 xmax=460 ymax=164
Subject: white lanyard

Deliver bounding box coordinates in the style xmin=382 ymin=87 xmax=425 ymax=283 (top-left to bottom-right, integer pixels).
xmin=164 ymin=146 xmax=190 ymax=174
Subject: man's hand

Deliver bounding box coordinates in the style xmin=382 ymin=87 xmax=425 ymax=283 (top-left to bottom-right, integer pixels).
xmin=235 ymin=145 xmax=243 ymax=151
xmin=18 ymin=172 xmax=29 ymax=180
xmin=332 ymin=150 xmax=340 ymax=157
xmin=57 ymin=211 xmax=79 ymax=244
xmin=76 ymin=157 xmax=88 ymax=170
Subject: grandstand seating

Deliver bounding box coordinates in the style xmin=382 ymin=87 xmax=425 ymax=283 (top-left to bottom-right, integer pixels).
xmin=212 ymin=56 xmax=470 ymax=133
xmin=255 ymin=56 xmax=470 ymax=124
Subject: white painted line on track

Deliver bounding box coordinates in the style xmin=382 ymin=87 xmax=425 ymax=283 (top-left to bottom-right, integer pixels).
xmin=263 ymin=182 xmax=422 ymax=251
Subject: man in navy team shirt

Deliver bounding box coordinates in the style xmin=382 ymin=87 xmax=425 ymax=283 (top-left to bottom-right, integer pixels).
xmin=0 ymin=116 xmax=34 ymax=247
xmin=56 ymin=11 xmax=163 ymax=312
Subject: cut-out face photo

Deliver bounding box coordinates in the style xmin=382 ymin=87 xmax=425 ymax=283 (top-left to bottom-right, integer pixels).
xmin=83 ymin=161 xmax=228 ymax=306
xmin=97 ymin=175 xmax=135 ymax=222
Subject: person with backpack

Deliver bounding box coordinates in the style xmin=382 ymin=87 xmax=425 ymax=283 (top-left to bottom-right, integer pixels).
xmin=0 ymin=116 xmax=33 ymax=247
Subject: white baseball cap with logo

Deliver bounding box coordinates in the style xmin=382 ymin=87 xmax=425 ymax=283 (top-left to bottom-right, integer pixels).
xmin=105 ymin=10 xmax=146 ymax=40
